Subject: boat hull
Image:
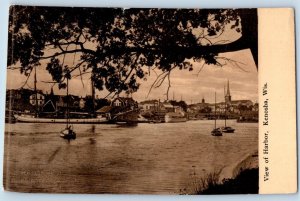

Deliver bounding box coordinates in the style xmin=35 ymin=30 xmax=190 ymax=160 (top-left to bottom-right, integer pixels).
xmin=60 ymin=128 xmax=76 ymax=140
xmin=221 ymin=127 xmax=235 ymax=133
xmin=222 ymin=129 xmax=235 ymax=133
xmin=14 ymin=114 xmax=109 ymax=124
xmin=211 ymin=128 xmax=223 ymax=136
xmin=164 ymin=116 xmax=187 ymax=123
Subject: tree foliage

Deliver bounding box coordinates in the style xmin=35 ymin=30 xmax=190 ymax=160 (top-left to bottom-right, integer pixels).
xmin=8 ymin=6 xmax=257 ymax=96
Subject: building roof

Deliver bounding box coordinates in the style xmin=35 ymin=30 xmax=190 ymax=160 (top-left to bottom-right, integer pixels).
xmin=113 ymin=97 xmax=136 ymax=104
xmin=96 ymin=106 xmax=114 ymax=113
xmin=139 ymin=100 xmax=159 ymax=105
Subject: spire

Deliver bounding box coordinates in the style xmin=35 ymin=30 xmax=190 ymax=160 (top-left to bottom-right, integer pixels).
xmin=226 ymin=80 xmax=230 ymax=96
xmin=225 ymin=79 xmax=231 ymax=103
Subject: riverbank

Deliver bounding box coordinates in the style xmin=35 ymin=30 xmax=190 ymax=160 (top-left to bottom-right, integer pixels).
xmin=220 ymin=150 xmax=258 ymax=180
xmin=191 ymin=151 xmax=258 ymax=194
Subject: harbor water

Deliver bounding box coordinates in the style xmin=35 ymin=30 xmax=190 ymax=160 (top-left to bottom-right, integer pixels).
xmin=4 ymin=120 xmax=258 ymax=194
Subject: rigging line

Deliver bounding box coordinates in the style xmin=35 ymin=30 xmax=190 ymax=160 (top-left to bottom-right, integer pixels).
xmin=72 ymin=45 xmax=85 ymax=88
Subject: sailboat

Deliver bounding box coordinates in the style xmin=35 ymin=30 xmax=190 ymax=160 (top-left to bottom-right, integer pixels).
xmin=60 ymin=77 xmax=76 ymax=141
xmin=14 ymin=67 xmax=108 ymax=124
xmin=221 ymin=81 xmax=235 ymax=133
xmin=211 ymin=92 xmax=222 ymax=136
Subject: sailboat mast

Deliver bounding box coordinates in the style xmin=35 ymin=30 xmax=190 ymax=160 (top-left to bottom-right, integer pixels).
xmin=225 ymin=102 xmax=227 ymax=127
xmin=34 ymin=66 xmax=38 ymax=117
xmin=224 ymin=85 xmax=227 ymax=127
xmin=66 ymin=78 xmax=69 ymax=127
xmin=214 ymin=91 xmax=216 ymax=129
xmin=91 ymin=78 xmax=95 ymax=117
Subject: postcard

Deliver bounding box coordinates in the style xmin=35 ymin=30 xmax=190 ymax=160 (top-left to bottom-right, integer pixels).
xmin=3 ymin=6 xmax=297 ymax=194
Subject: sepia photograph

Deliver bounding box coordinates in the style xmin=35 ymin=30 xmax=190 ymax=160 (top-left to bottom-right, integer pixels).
xmin=4 ymin=6 xmax=258 ymax=194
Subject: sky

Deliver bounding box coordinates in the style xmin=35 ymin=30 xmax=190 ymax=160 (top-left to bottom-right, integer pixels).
xmin=7 ymin=7 xmax=258 ymax=104
xmin=134 ymin=49 xmax=258 ymax=103
xmin=6 ymin=8 xmax=257 ymax=104
xmin=6 ymin=48 xmax=258 ymax=104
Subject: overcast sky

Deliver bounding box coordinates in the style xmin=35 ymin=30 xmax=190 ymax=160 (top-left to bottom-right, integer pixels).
xmin=6 ymin=48 xmax=257 ymax=104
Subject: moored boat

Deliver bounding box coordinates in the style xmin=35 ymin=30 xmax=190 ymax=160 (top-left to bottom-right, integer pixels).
xmin=14 ymin=113 xmax=108 ymax=124
xmin=60 ymin=75 xmax=76 ymax=142
xmin=221 ymin=126 xmax=235 ymax=133
xmin=211 ymin=92 xmax=223 ymax=136
xmin=165 ymin=112 xmax=187 ymax=123
xmin=60 ymin=126 xmax=76 ymax=141
xmin=222 ymin=81 xmax=235 ymax=133
xmin=211 ymin=128 xmax=223 ymax=136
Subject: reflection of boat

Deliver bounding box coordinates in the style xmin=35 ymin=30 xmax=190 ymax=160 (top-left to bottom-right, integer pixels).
xmin=165 ymin=112 xmax=187 ymax=123
xmin=211 ymin=92 xmax=222 ymax=136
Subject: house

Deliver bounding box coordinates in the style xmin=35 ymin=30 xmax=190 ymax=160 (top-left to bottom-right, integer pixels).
xmin=139 ymin=100 xmax=158 ymax=111
xmin=6 ymin=88 xmax=37 ymax=112
xmin=230 ymin=100 xmax=253 ymax=107
xmin=111 ymin=97 xmax=137 ymax=109
xmin=55 ymin=95 xmax=81 ymax=112
xmin=139 ymin=100 xmax=166 ymax=112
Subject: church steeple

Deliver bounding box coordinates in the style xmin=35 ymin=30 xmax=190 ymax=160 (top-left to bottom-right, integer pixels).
xmin=226 ymin=80 xmax=230 ymax=96
xmin=225 ymin=80 xmax=231 ymax=103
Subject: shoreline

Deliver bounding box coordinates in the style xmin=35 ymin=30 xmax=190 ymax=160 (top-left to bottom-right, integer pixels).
xmin=193 ymin=151 xmax=259 ymax=194
xmin=219 ymin=151 xmax=258 ymax=182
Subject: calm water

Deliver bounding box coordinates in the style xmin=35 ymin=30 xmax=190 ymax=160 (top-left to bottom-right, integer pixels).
xmin=4 ymin=120 xmax=258 ymax=194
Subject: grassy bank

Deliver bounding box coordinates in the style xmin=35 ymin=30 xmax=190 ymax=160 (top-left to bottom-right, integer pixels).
xmin=196 ymin=167 xmax=258 ymax=194
xmin=183 ymin=152 xmax=259 ymax=194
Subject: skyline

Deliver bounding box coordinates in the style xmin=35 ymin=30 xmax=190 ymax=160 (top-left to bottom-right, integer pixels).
xmin=6 ymin=49 xmax=257 ymax=104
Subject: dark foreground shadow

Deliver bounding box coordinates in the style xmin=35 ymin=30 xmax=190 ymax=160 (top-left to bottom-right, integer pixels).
xmin=197 ymin=168 xmax=259 ymax=194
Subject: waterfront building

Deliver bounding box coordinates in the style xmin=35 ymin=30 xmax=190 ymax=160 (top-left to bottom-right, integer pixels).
xmin=138 ymin=100 xmax=160 ymax=112
xmin=29 ymin=93 xmax=45 ymax=106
